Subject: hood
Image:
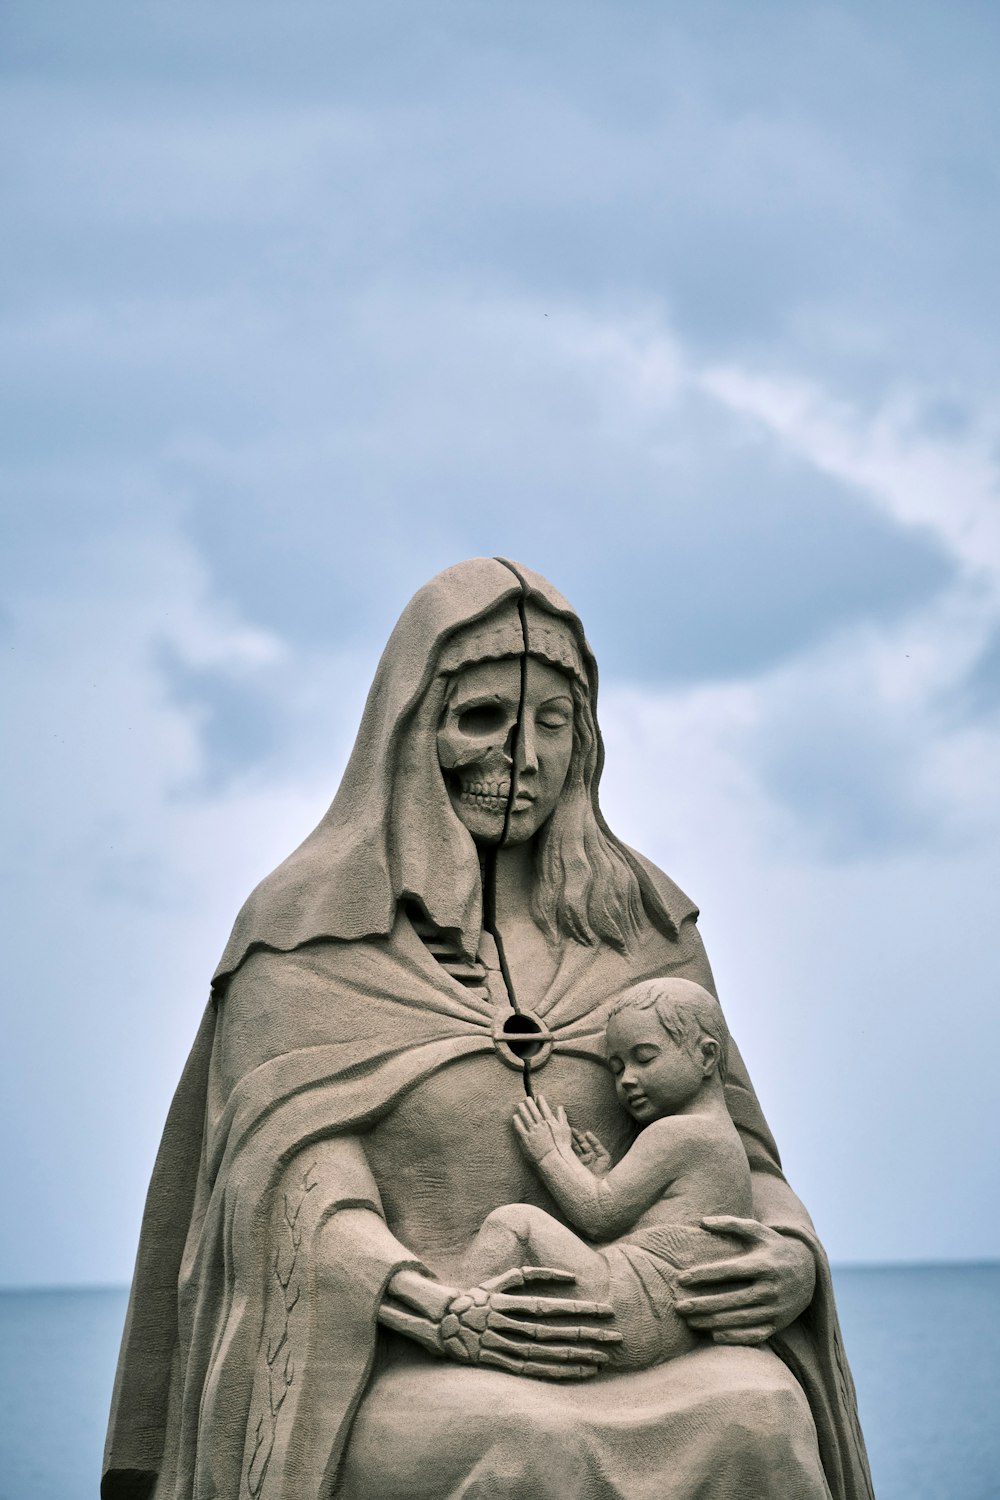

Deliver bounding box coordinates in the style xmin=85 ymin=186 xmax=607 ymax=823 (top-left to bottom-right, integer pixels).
xmin=212 ymin=557 xmax=605 ymax=985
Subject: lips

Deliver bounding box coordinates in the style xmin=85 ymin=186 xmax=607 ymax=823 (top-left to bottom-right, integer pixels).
xmin=452 ymin=777 xmax=538 ymax=819
xmin=624 ymin=1091 xmax=651 ymax=1114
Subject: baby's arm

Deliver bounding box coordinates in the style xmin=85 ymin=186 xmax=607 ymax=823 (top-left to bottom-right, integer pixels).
xmin=514 ymin=1096 xmax=685 ymax=1241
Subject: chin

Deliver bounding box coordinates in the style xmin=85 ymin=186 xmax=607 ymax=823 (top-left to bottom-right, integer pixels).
xmin=449 ymin=803 xmax=505 ymax=843
xmin=504 ymin=809 xmax=543 ymax=843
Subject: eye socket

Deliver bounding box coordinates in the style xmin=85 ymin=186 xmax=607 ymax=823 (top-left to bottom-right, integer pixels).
xmin=607 ymin=1057 xmax=623 ymax=1077
xmin=457 ymin=703 xmax=508 ymax=736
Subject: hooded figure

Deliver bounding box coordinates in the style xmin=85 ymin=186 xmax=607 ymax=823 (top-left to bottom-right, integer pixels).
xmin=104 ymin=558 xmax=873 ymax=1500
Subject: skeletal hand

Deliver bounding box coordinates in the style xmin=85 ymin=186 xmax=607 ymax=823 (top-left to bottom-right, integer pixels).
xmin=571 ymin=1128 xmax=613 ymax=1176
xmin=438 ymin=1267 xmax=621 ymax=1379
xmin=513 ymin=1095 xmax=574 ymax=1163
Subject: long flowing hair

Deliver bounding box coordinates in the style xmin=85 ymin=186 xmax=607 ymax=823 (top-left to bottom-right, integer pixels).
xmin=531 ymin=677 xmax=644 ymax=952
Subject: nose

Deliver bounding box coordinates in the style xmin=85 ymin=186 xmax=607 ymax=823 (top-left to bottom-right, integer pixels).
xmin=516 ymin=716 xmax=539 ymax=777
xmin=619 ymin=1065 xmax=637 ymax=1089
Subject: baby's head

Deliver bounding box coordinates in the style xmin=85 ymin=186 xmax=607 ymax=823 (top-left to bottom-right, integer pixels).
xmin=604 ymin=977 xmax=730 ymax=1123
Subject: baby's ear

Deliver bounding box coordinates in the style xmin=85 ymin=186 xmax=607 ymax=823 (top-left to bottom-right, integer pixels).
xmin=700 ymin=1037 xmax=721 ymax=1076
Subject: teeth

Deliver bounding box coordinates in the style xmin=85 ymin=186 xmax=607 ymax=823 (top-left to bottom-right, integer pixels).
xmin=459 ymin=790 xmax=505 ymax=806
xmin=458 ymin=779 xmax=511 ymax=803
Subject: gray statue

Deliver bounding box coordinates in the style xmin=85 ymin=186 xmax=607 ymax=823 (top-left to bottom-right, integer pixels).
xmin=103 ymin=558 xmax=873 ymax=1499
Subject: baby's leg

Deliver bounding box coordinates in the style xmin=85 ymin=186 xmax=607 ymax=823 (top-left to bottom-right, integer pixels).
xmin=460 ymin=1203 xmax=610 ymax=1300
xmin=614 ymin=1224 xmax=750 ymax=1367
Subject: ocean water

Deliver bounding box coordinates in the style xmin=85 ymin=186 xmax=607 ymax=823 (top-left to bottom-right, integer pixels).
xmin=0 ymin=1266 xmax=997 ymax=1498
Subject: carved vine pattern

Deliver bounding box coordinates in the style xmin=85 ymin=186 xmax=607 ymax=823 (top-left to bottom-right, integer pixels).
xmin=246 ymin=1158 xmax=319 ymax=1498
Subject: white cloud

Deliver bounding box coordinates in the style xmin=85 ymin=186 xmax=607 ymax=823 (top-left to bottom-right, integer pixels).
xmin=0 ymin=517 xmax=362 ymax=1282
xmin=587 ymin=341 xmax=1000 ymax=1259
xmin=699 ymin=364 xmax=1000 ymax=585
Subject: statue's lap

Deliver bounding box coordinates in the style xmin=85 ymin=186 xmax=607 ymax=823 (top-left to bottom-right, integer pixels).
xmin=338 ymin=1339 xmax=831 ymax=1500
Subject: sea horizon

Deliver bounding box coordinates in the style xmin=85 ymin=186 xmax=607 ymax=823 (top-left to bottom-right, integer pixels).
xmin=5 ymin=1254 xmax=994 ymax=1294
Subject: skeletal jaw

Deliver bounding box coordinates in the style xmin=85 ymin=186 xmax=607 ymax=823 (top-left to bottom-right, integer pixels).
xmin=457 ymin=778 xmax=511 ymax=813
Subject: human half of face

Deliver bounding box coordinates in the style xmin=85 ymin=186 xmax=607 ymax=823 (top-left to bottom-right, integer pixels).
xmin=436 ymin=656 xmax=575 ymax=846
xmin=604 ymin=1006 xmax=708 ymax=1122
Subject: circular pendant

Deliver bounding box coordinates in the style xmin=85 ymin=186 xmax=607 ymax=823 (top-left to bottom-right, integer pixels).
xmin=491 ymin=1012 xmax=554 ymax=1072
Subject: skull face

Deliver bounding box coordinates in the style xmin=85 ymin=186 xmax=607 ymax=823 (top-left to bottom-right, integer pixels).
xmin=437 ymin=658 xmax=521 ymax=843
xmin=437 ymin=655 xmax=577 ymax=846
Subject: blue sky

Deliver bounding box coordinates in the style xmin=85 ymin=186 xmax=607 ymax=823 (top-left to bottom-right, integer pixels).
xmin=2 ymin=0 xmax=999 ymax=1284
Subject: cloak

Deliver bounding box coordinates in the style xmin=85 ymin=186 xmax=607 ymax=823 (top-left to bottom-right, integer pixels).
xmin=103 ymin=558 xmax=873 ymax=1500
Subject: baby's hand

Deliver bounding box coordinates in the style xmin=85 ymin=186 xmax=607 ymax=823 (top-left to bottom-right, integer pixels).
xmin=513 ymin=1096 xmax=574 ymax=1164
xmin=571 ymin=1129 xmax=613 ymax=1177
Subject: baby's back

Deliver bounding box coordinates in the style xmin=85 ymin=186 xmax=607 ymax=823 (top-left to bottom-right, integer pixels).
xmin=621 ymin=1110 xmax=753 ymax=1244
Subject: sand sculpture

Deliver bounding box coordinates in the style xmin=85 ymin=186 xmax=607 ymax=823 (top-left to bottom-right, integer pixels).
xmin=104 ymin=558 xmax=872 ymax=1499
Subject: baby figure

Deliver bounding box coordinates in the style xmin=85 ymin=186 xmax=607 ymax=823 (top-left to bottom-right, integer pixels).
xmin=460 ymin=976 xmax=754 ymax=1368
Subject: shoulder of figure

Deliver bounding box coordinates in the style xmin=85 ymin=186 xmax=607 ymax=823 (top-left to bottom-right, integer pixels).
xmin=217 ymin=937 xmax=348 ymax=1004
xmin=631 ymin=1115 xmax=703 ymax=1158
xmin=618 ymin=844 xmax=700 ymax=929
xmin=638 ymin=1113 xmax=736 ymax=1157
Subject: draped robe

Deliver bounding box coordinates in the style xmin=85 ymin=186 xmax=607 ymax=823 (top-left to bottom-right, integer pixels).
xmin=103 ymin=558 xmax=874 ymax=1500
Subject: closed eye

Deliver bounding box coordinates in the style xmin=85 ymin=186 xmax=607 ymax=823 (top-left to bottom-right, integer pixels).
xmin=537 ymin=697 xmax=572 ymax=731
xmin=632 ymin=1047 xmax=661 ymax=1065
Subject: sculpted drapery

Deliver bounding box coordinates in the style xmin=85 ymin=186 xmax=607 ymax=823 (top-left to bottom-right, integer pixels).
xmin=103 ymin=558 xmax=873 ymax=1500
